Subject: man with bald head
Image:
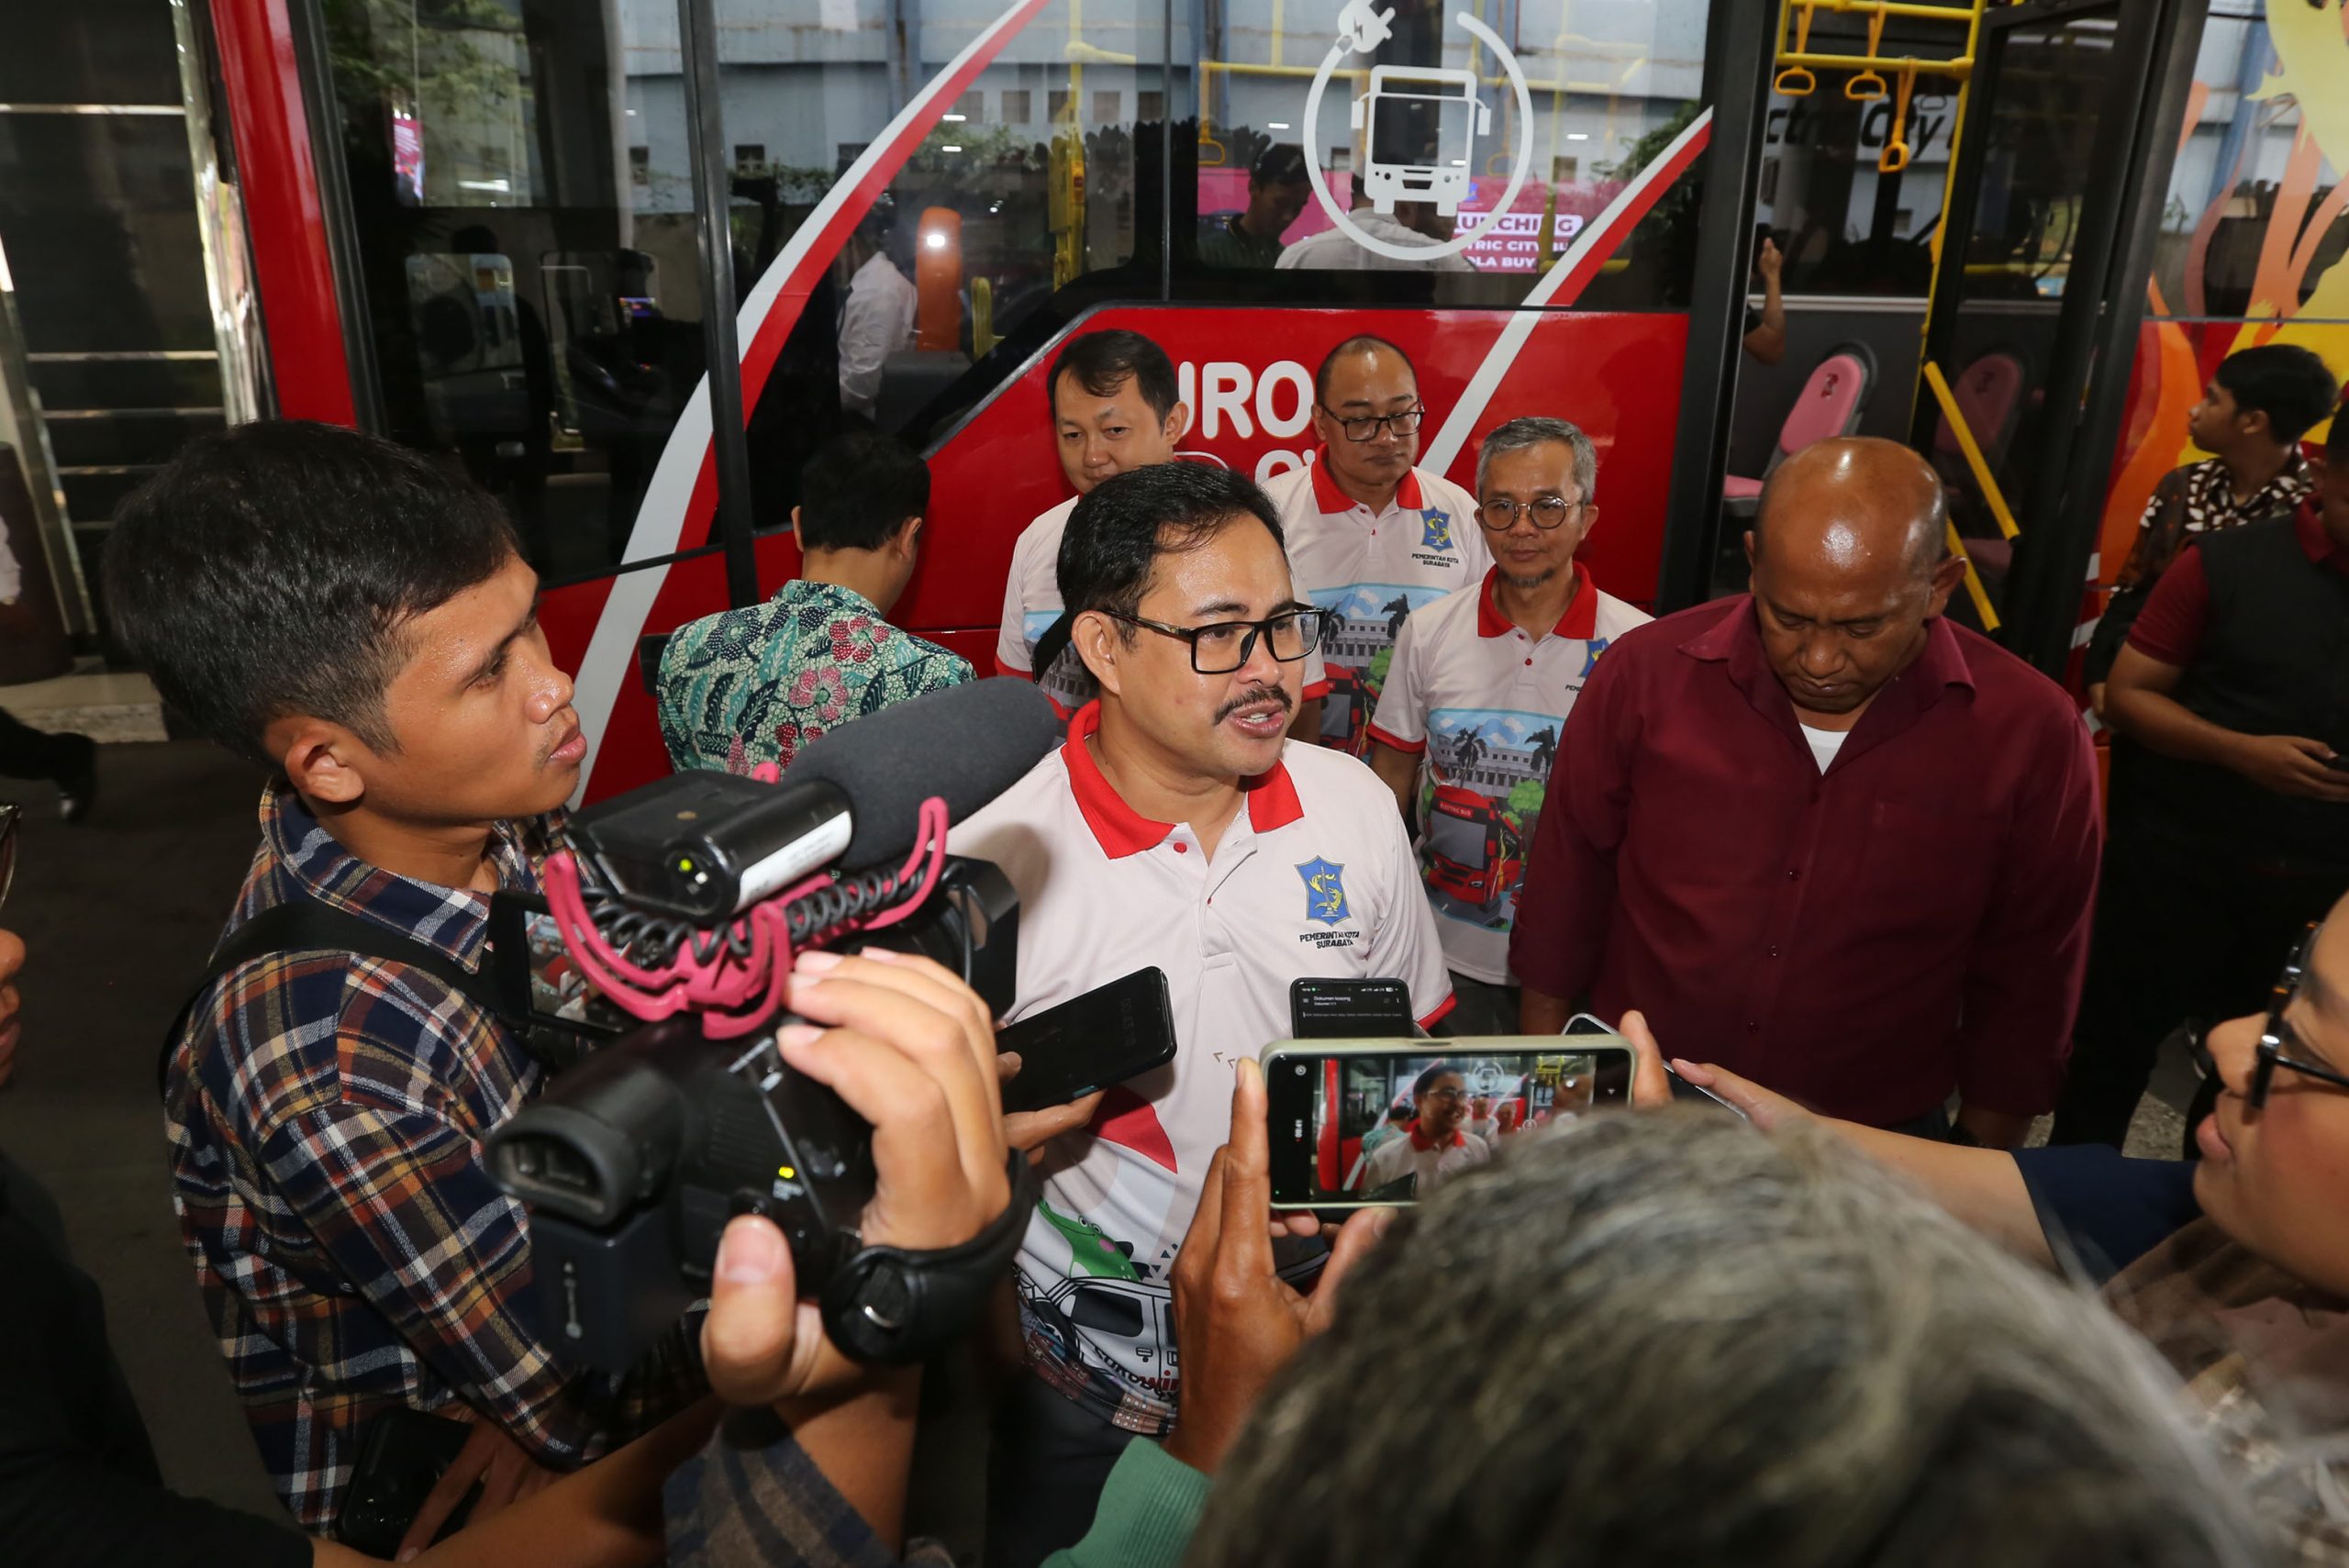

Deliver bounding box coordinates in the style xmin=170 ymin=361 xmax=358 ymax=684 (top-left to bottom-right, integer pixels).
xmin=1509 ymin=439 xmax=2100 ymax=1143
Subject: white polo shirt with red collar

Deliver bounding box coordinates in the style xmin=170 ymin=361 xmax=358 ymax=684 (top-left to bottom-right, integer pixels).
xmin=1365 ymin=562 xmax=1651 ymax=984
xmin=996 ymin=496 xmax=1091 ymax=711
xmin=1356 ymin=1119 xmax=1492 ymax=1197
xmin=995 ymin=491 xmax=1328 ymax=716
xmin=1260 ymin=452 xmax=1489 ymax=756
xmin=949 ymin=701 xmax=1452 ymax=1431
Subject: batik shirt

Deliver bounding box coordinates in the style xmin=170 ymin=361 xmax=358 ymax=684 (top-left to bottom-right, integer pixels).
xmin=2089 ymin=450 xmax=2315 ymax=682
xmin=659 ymin=579 xmax=973 ymax=773
xmin=165 ymin=784 xmax=703 ymax=1525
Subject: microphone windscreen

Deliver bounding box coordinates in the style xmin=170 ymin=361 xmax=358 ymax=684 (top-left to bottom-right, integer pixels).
xmin=781 ymin=677 xmax=1066 ymax=869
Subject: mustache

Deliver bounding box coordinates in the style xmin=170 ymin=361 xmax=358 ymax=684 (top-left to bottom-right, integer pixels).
xmin=1215 ymin=684 xmax=1295 ymax=724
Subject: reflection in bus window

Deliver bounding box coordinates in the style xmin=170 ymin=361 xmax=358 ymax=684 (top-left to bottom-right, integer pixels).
xmin=1752 ymin=4 xmax=1965 ymax=300
xmin=718 ymin=0 xmax=1162 ymax=533
xmin=322 ymin=0 xmax=707 ymax=582
xmin=1190 ymin=0 xmax=1708 ymax=306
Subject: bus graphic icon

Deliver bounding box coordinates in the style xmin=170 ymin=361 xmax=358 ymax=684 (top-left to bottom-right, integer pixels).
xmin=1349 ymin=65 xmax=1492 ymax=217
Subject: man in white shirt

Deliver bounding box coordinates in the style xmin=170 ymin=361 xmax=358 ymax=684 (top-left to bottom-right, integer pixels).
xmin=836 ymin=209 xmax=916 ymax=417
xmin=1365 ymin=417 xmax=1652 ymax=1034
xmin=1261 ymin=334 xmax=1489 ymax=754
xmin=1355 ymin=1063 xmax=1491 ymax=1196
xmin=995 ymin=330 xmax=1189 ymax=709
xmin=953 ymin=461 xmax=1451 ymax=1567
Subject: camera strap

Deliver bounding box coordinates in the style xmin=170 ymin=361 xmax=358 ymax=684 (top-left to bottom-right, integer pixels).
xmin=818 ymin=1151 xmax=1041 ymax=1364
xmin=160 ymin=896 xmax=513 ymax=1102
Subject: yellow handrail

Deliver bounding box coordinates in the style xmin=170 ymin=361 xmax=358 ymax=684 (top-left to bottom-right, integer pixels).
xmin=1922 ymin=360 xmax=2020 ymax=539
xmin=1948 ymin=522 xmax=2000 ymax=628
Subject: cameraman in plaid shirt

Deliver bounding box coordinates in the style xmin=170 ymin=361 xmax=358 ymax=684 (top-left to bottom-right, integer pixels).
xmin=105 ymin=424 xmax=703 ymax=1542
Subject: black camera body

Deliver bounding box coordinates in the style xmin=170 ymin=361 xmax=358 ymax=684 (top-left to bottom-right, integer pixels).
xmin=488 ymin=851 xmax=1019 ymax=1373
xmin=491 ymin=1014 xmax=877 ymax=1372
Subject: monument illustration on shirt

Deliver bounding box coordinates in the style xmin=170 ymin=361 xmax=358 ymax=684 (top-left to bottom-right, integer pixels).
xmin=1019 ymin=608 xmax=1093 ymax=710
xmin=1418 ymin=706 xmax=1575 ymax=928
xmin=1311 ymin=581 xmax=1452 ymax=751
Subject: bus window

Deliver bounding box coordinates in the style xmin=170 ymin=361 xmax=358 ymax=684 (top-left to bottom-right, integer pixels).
xmin=717 ymin=0 xmax=1164 ymax=533
xmin=1189 ymin=0 xmax=1709 ymax=308
xmin=319 ymin=0 xmax=708 ymax=584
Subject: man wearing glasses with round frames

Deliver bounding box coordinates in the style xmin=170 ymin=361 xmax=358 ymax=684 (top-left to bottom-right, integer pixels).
xmin=1261 ymin=335 xmax=1488 ymax=755
xmin=952 ymin=461 xmax=1450 ymax=1566
xmin=1364 ymin=419 xmax=1651 ymax=1036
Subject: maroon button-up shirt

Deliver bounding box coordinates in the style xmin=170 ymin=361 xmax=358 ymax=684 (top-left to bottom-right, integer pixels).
xmin=1508 ymin=597 xmax=2101 ymax=1126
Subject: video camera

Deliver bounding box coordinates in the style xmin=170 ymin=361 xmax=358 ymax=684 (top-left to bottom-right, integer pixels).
xmin=485 ymin=680 xmax=1062 ymax=1373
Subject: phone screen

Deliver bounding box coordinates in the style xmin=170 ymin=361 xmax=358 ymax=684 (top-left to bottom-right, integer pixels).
xmin=1290 ymin=977 xmax=1415 ymax=1040
xmin=1264 ymin=1041 xmax=1633 ymax=1206
xmin=997 ymin=967 xmax=1177 ymax=1114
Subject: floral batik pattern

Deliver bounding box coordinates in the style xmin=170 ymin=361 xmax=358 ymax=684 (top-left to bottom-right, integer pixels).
xmin=658 ymin=580 xmax=974 ymax=773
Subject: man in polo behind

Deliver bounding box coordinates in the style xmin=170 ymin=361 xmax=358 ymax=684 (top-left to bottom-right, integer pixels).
xmin=1260 ymin=335 xmax=1488 ymax=752
xmin=1509 ymin=438 xmax=2100 ymax=1146
xmin=953 ymin=462 xmax=1449 ymax=1566
xmin=1367 ymin=417 xmax=1650 ymax=1036
xmin=996 ymin=329 xmax=1191 ymax=710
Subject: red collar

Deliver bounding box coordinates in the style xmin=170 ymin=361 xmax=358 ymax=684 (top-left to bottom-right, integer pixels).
xmin=1309 ymin=446 xmax=1425 ymax=516
xmin=2293 ymin=499 xmax=2349 ymax=579
xmin=1474 ymin=562 xmax=1598 ymax=639
xmin=1060 ymin=701 xmax=1305 ymax=859
xmin=1406 ymin=1118 xmax=1464 ymax=1152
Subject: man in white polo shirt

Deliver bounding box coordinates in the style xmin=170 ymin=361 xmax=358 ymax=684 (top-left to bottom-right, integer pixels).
xmin=996 ymin=329 xmax=1189 ymax=710
xmin=1366 ymin=417 xmax=1651 ymax=1035
xmin=954 ymin=461 xmax=1450 ymax=1566
xmin=1354 ymin=1062 xmax=1491 ymax=1196
xmin=1261 ymin=334 xmax=1490 ymax=754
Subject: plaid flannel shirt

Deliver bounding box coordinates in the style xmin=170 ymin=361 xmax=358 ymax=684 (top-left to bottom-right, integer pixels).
xmin=165 ymin=782 xmax=703 ymax=1528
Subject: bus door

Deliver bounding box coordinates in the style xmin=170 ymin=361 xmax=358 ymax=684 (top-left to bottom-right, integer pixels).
xmin=1909 ymin=0 xmax=2209 ymax=675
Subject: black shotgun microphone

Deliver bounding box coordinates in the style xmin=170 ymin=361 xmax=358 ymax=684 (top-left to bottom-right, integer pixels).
xmin=783 ymin=676 xmax=1066 ymax=869
xmin=566 ymin=678 xmax=1065 ymax=920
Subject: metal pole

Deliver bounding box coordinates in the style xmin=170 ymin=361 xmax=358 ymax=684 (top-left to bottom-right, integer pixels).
xmin=1654 ymin=0 xmax=1776 ymax=613
xmin=676 ymin=0 xmax=761 ymax=609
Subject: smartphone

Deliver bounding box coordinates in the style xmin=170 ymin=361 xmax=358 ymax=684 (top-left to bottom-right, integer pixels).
xmin=337 ymin=1407 xmax=479 ymax=1555
xmin=1262 ymin=1037 xmax=1634 ymax=1207
xmin=997 ymin=967 xmax=1177 ymax=1114
xmin=1664 ymin=1060 xmax=1748 ymax=1118
xmin=1290 ymin=977 xmax=1416 ymax=1040
xmin=1569 ymin=1009 xmax=1746 ymax=1118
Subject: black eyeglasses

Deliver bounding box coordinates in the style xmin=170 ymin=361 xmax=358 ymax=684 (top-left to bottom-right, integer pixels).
xmin=0 ymin=802 xmax=17 ymax=913
xmin=1319 ymin=404 xmax=1425 ymax=442
xmin=2191 ymin=924 xmax=2349 ymax=1108
xmin=1477 ymin=495 xmax=1592 ymax=532
xmin=1105 ymin=608 xmax=1327 ymax=674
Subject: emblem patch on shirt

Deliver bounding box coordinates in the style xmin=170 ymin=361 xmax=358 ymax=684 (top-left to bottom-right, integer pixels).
xmin=1419 ymin=508 xmax=1455 ymax=552
xmin=1297 ymin=857 xmax=1351 ymax=926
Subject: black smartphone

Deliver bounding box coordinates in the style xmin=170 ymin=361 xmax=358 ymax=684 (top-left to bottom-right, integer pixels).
xmin=337 ymin=1407 xmax=480 ymax=1555
xmin=1290 ymin=977 xmax=1415 ymax=1040
xmin=1262 ymin=1039 xmax=1634 ymax=1207
xmin=997 ymin=967 xmax=1177 ymax=1114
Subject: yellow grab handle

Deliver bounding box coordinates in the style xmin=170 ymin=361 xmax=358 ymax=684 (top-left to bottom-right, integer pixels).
xmin=1776 ymin=0 xmax=1820 ymax=95
xmin=1878 ymin=66 xmax=1916 ymax=172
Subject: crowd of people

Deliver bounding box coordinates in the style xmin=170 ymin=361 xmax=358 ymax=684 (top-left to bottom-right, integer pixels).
xmin=0 ymin=313 xmax=2345 ymax=1568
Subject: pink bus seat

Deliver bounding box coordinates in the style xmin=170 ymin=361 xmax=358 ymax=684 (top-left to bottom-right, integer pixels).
xmin=1721 ymin=341 xmax=1878 ymax=518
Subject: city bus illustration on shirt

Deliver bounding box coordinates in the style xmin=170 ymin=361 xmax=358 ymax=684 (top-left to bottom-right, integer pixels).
xmin=1424 ymin=783 xmax=1525 ymax=909
xmin=1349 ymin=64 xmax=1493 ymax=217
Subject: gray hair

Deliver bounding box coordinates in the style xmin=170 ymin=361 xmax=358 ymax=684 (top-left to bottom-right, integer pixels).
xmin=1186 ymin=1111 xmax=2263 ymax=1568
xmin=1475 ymin=416 xmax=1598 ymax=501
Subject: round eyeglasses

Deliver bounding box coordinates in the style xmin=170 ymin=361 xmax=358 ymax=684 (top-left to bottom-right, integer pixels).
xmin=1477 ymin=496 xmax=1592 ymax=532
